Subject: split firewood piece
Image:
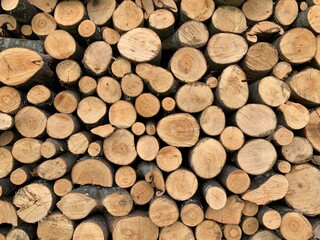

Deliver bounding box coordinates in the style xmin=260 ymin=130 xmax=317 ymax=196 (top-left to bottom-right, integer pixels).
xmin=206 ymin=34 xmax=248 ymax=70
xmin=218 ymin=164 xmax=251 ymax=194
xmin=110 ymin=58 xmax=131 ymax=79
xmin=71 ymin=157 xmax=113 ymax=187
xmin=68 ymin=131 xmax=94 ymax=155
xmin=246 ymin=21 xmax=284 ymax=44
xmin=305 ymin=107 xmax=320 ymax=152
xmin=57 ymin=186 xmax=100 ymax=220
xmin=91 ymin=124 xmax=115 ymax=138
xmin=219 ymin=126 xmax=245 ymax=152
xmin=0 ymin=199 xmax=18 ymax=226
xmin=180 ymin=198 xmax=204 ymax=227
xmin=31 ymin=13 xmax=57 ymax=38
xmin=0 ymin=13 xmax=20 ymax=35
xmin=189 ymin=137 xmax=226 ymax=179
xmin=78 ymin=76 xmax=96 ymax=96
xmin=0 ymin=47 xmax=53 ymax=87
xmin=206 ymin=195 xmax=245 ymax=225
xmin=54 ymin=0 xmax=85 ymax=31
xmin=161 ymin=97 xmax=176 ymax=114
xmin=242 ymin=173 xmax=289 ymax=205
xmin=87 ymin=0 xmax=116 ymax=26
xmin=149 ymin=195 xmax=179 ymax=227
xmin=113 ymin=1 xmax=143 ymax=33
xmin=0 ymin=179 xmax=15 ymax=197
xmin=73 ymin=214 xmax=109 ymax=240
xmin=118 ymin=28 xmax=162 ymax=64
xmin=136 ymin=0 xmax=155 ymax=20
xmin=53 ymin=176 xmax=73 ymax=197
xmin=163 ymin=20 xmax=209 ymax=49
xmin=160 ymin=221 xmax=195 ymax=240
xmin=236 ymin=139 xmax=277 ymax=175
xmin=276 ymin=27 xmax=316 ymax=64
xmin=180 ymin=0 xmax=215 ymax=22
xmin=274 ymin=0 xmax=299 ymax=29
xmin=109 ymin=100 xmax=137 ymax=129
xmin=148 ymin=9 xmax=174 ymax=40
xmin=82 ymin=41 xmax=112 ymax=77
xmin=157 ymin=113 xmax=200 ymax=147
xmin=285 ymin=164 xmax=320 ymax=216
xmin=166 ymin=168 xmax=198 ymax=201
xmin=242 ymin=0 xmax=273 ymax=25
xmin=199 ymin=106 xmax=225 ymax=136
xmin=267 ymin=126 xmax=294 ymax=146
xmin=136 ymin=135 xmax=160 ymax=161
xmin=41 ymin=138 xmax=67 ymax=159
xmin=1 ymin=0 xmax=37 ymax=23
xmin=37 ymin=152 xmax=76 ymax=181
xmin=286 ymin=68 xmax=320 ymax=106
xmin=13 ymin=182 xmax=56 ymax=223
xmin=0 ymin=86 xmax=22 ymax=115
xmin=130 ymin=180 xmax=155 ymax=205
xmin=175 ymin=82 xmax=213 ymax=113
xmin=243 ymin=201 xmax=259 ymax=217
xmin=78 ymin=19 xmax=101 ymax=43
xmin=277 ymin=101 xmax=310 ymax=130
xmin=97 ymin=76 xmax=121 ymax=104
xmin=28 ymin=0 xmax=57 ymax=13
xmin=257 ymin=206 xmax=281 ymax=230
xmin=109 ymin=211 xmax=159 ymax=240
xmin=153 ymin=0 xmax=178 ymax=14
xmin=88 ymin=140 xmax=103 ymax=157
xmin=102 ymin=27 xmax=120 ymax=47
xmin=27 ymin=85 xmax=54 ymax=108
xmin=210 ymin=6 xmax=247 ymax=34
xmin=223 ymin=224 xmax=242 ymax=240
xmin=250 ymin=230 xmax=281 ymax=240
xmin=6 ymin=223 xmax=36 ymax=240
xmin=135 ymin=93 xmax=160 ymax=118
xmin=241 ymin=217 xmax=259 ymax=236
xmin=56 ymin=60 xmax=82 ymax=87
xmin=195 ymin=220 xmax=222 ymax=240
xmin=37 ymin=212 xmax=75 ymax=240
xmin=121 ymin=74 xmax=144 ymax=100
xmin=241 ymin=42 xmax=278 ymax=81
xmin=249 ymin=76 xmax=291 ymax=107
xmin=281 ymin=137 xmax=313 ymax=164
xmin=45 ymin=30 xmax=83 ymax=60
xmin=0 ymin=113 xmax=13 ymax=130
xmin=202 ymin=180 xmax=227 ymax=210
xmin=100 ymin=187 xmax=133 ymax=217
xmin=275 ymin=160 xmax=291 ymax=174
xmin=295 ymin=6 xmax=320 ymax=33
xmin=115 ymin=166 xmax=137 ymax=189
xmin=137 ymin=162 xmax=165 ymax=196
xmin=10 ymin=164 xmax=36 ymax=186
xmin=156 ymin=146 xmax=182 ymax=172
xmin=77 ymin=96 xmax=107 ymax=125
xmin=46 ymin=113 xmax=81 ymax=139
xmin=54 ymin=90 xmax=80 ymax=114
xmin=103 ymin=129 xmax=137 ymax=166
xmin=0 ymin=130 xmax=18 ymax=147
xmin=12 ymin=138 xmax=42 ymax=164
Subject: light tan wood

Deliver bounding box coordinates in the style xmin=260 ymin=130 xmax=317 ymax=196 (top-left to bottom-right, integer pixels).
xmin=156 ymin=146 xmax=182 ymax=172
xmin=250 ymin=230 xmax=281 ymax=240
xmin=12 ymin=138 xmax=42 ymax=164
xmin=246 ymin=21 xmax=284 ymax=44
xmin=274 ymin=0 xmax=299 ymax=28
xmin=242 ymin=201 xmax=259 ymax=217
xmin=199 ymin=106 xmax=225 ymax=136
xmin=0 ymin=86 xmax=22 ymax=115
xmin=145 ymin=121 xmax=157 ymax=136
xmin=73 ymin=214 xmax=109 ymax=240
xmin=0 ymin=14 xmax=20 ymax=36
xmin=87 ymin=140 xmax=103 ymax=157
xmin=6 ymin=224 xmax=36 ymax=240
xmin=115 ymin=166 xmax=136 ymax=189
xmin=203 ymin=180 xmax=227 ymax=210
xmin=136 ymin=135 xmax=159 ymax=161
xmin=195 ymin=220 xmax=222 ymax=240
xmin=27 ymin=85 xmax=54 ymax=107
xmin=180 ymin=0 xmax=215 ymax=22
xmin=0 ymin=113 xmax=13 ymax=130
xmin=97 ymin=76 xmax=122 ymax=104
xmin=41 ymin=138 xmax=67 ymax=159
xmin=241 ymin=217 xmax=259 ymax=236
xmin=91 ymin=124 xmax=115 ymax=138
xmin=54 ymin=0 xmax=85 ymax=30
xmin=301 ymin=1 xmax=309 ymax=10
xmin=161 ymin=97 xmax=176 ymax=113
xmin=257 ymin=206 xmax=281 ymax=230
xmin=205 ymin=75 xmax=218 ymax=89
xmin=153 ymin=0 xmax=178 ymax=14
xmin=111 ymin=58 xmax=131 ymax=79
xmin=136 ymin=0 xmax=155 ymax=20
xmin=109 ymin=100 xmax=137 ymax=129
xmin=46 ymin=113 xmax=80 ymax=139
xmin=135 ymin=93 xmax=160 ymax=118
xmin=267 ymin=126 xmax=294 ymax=146
xmin=275 ymin=160 xmax=291 ymax=174
xmin=160 ymin=221 xmax=195 ymax=240
xmin=78 ymin=19 xmax=101 ymax=42
xmin=242 ymin=0 xmax=273 ymax=24
xmin=54 ymin=90 xmax=80 ymax=114
xmin=0 ymin=131 xmax=17 ymax=147
xmin=56 ymin=60 xmax=82 ymax=87
xmin=121 ymin=74 xmax=144 ymax=99
xmin=78 ymin=76 xmax=96 ymax=96
xmin=102 ymin=27 xmax=120 ymax=46
xmin=131 ymin=122 xmax=146 ymax=136
xmin=0 ymin=200 xmax=18 ymax=226
xmin=10 ymin=165 xmax=35 ymax=186
xmin=53 ymin=176 xmax=73 ymax=197
xmin=31 ymin=13 xmax=57 ymax=38
xmin=305 ymin=107 xmax=320 ymax=152
xmin=28 ymin=0 xmax=57 ymax=13
xmin=77 ymin=96 xmax=107 ymax=125
xmin=68 ymin=132 xmax=94 ymax=155
xmin=130 ymin=180 xmax=154 ymax=205
xmin=180 ymin=199 xmax=204 ymax=227
xmin=223 ymin=224 xmax=242 ymax=240
xmin=21 ymin=24 xmax=34 ymax=38
xmin=314 ymin=34 xmax=320 ymax=68
xmin=220 ymin=126 xmax=245 ymax=152
xmin=148 ymin=9 xmax=175 ymax=40
xmin=281 ymin=137 xmax=313 ymax=164
xmin=87 ymin=0 xmax=116 ymax=26
xmin=295 ymin=5 xmax=320 ymax=33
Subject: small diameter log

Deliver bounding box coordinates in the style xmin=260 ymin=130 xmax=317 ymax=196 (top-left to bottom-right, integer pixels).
xmin=109 ymin=212 xmax=159 ymax=240
xmin=149 ymin=195 xmax=179 ymax=227
xmin=276 ymin=27 xmax=316 ymax=64
xmin=21 ymin=24 xmax=35 ymax=38
xmin=210 ymin=6 xmax=247 ymax=34
xmin=53 ymin=176 xmax=73 ymax=197
xmin=218 ymin=165 xmax=251 ymax=194
xmin=111 ymin=58 xmax=131 ymax=79
xmin=91 ymin=124 xmax=115 ymax=138
xmin=57 ymin=186 xmax=100 ymax=220
xmin=27 ymin=85 xmax=54 ymax=108
xmin=257 ymin=206 xmax=281 ymax=230
xmin=121 ymin=74 xmax=144 ymax=100
xmin=118 ymin=28 xmax=161 ymax=64
xmin=162 ymin=97 xmax=176 ymax=113
xmin=295 ymin=6 xmax=320 ymax=33
xmin=73 ymin=214 xmax=109 ymax=240
xmin=56 ymin=60 xmax=82 ymax=87
xmin=203 ymin=180 xmax=227 ymax=210
xmin=131 ymin=122 xmax=146 ymax=136
xmin=13 ymin=182 xmax=56 ymax=223
xmin=156 ymin=146 xmax=182 ymax=172
xmin=87 ymin=0 xmax=116 ymax=26
xmin=277 ymin=101 xmax=310 ymax=130
xmin=41 ymin=138 xmax=67 ymax=159
xmin=78 ymin=19 xmax=101 ymax=43
xmin=46 ymin=113 xmax=80 ymax=139
xmin=71 ymin=157 xmax=113 ymax=187
xmin=0 ymin=199 xmax=18 ymax=226
xmin=220 ymin=126 xmax=245 ymax=152
xmin=0 ymin=86 xmax=22 ymax=115
xmin=235 ymin=104 xmax=277 ymax=137
xmin=78 ymin=76 xmax=97 ymax=96
xmin=199 ymin=106 xmax=225 ymax=136
xmin=115 ymin=166 xmax=136 ymax=189
xmin=37 ymin=212 xmax=75 ymax=240
xmin=31 ymin=13 xmax=57 ymax=38
xmin=54 ymin=90 xmax=80 ymax=114
xmin=10 ymin=164 xmax=35 ymax=186
xmin=1 ymin=0 xmax=37 ymax=23
xmin=285 ymin=164 xmax=320 ymax=216
xmin=136 ymin=135 xmax=159 ymax=161
xmin=166 ymin=168 xmax=198 ymax=201
xmin=12 ymin=138 xmax=42 ymax=164
xmin=175 ymin=82 xmax=213 ymax=113
xmin=242 ymin=173 xmax=289 ymax=205
xmin=37 ymin=152 xmax=76 ymax=181
xmin=180 ymin=199 xmax=204 ymax=227
xmin=135 ymin=93 xmax=160 ymax=118
xmin=0 ymin=113 xmax=13 ymax=130
xmin=28 ymin=0 xmax=57 ymax=13
xmin=305 ymin=107 xmax=320 ymax=152
xmin=130 ymin=180 xmax=154 ymax=205
xmin=195 ymin=220 xmax=223 ymax=240
xmin=180 ymin=0 xmax=215 ymax=22
xmin=267 ymin=126 xmax=294 ymax=146
xmin=242 ymin=0 xmax=273 ymax=24
xmin=281 ymin=137 xmax=313 ymax=164
xmin=0 ymin=178 xmax=16 ymax=197
xmin=6 ymin=223 xmax=36 ymax=240
xmin=236 ymin=139 xmax=277 ymax=175
xmin=103 ymin=129 xmax=137 ymax=166
xmin=88 ymin=140 xmax=103 ymax=157
xmin=275 ymin=160 xmax=291 ymax=174
xmin=102 ymin=27 xmax=120 ymax=47
xmin=109 ymin=100 xmax=137 ymax=129
xmin=77 ymin=96 xmax=107 ymax=125
xmin=286 ymin=68 xmax=320 ymax=106
xmin=148 ymin=9 xmax=175 ymax=40
xmin=68 ymin=131 xmax=94 ymax=155
xmin=0 ymin=130 xmax=18 ymax=147
xmin=274 ymin=0 xmax=299 ymax=29
xmin=96 ymin=76 xmax=122 ymax=104
xmin=189 ymin=137 xmax=226 ymax=179
xmin=163 ymin=20 xmax=209 ymax=49
xmin=249 ymin=76 xmax=291 ymax=107
xmin=241 ymin=217 xmax=259 ymax=236
xmin=223 ymin=224 xmax=242 ymax=240
xmin=246 ymin=21 xmax=284 ymax=45
xmin=250 ymin=230 xmax=281 ymax=240
xmin=205 ymin=33 xmax=248 ymax=70
xmin=146 ymin=121 xmax=157 ymax=136
xmin=301 ymin=2 xmax=309 ymax=11
xmin=242 ymin=201 xmax=259 ymax=217
xmin=160 ymin=221 xmax=195 ymax=240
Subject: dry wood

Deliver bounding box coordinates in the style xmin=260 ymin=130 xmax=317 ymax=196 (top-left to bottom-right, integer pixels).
xmin=242 ymin=201 xmax=259 ymax=217
xmin=0 ymin=199 xmax=18 ymax=226
xmin=242 ymin=0 xmax=273 ymax=24
xmin=87 ymin=140 xmax=103 ymax=157
xmin=0 ymin=86 xmax=22 ymax=115
xmin=203 ymin=180 xmax=227 ymax=210
xmin=21 ymin=24 xmax=34 ymax=38
xmin=156 ymin=146 xmax=182 ymax=172
xmin=53 ymin=176 xmax=73 ymax=197
xmin=314 ymin=34 xmax=320 ymax=68
xmin=131 ymin=122 xmax=146 ymax=136
xmin=223 ymin=224 xmax=242 ymax=240
xmin=77 ymin=96 xmax=107 ymax=125
xmin=41 ymin=138 xmax=66 ymax=159
xmin=195 ymin=220 xmax=222 ymax=240
xmin=28 ymin=0 xmax=57 ymax=13
xmin=6 ymin=223 xmax=36 ymax=240
xmin=68 ymin=131 xmax=94 ymax=154
xmin=46 ymin=113 xmax=80 ymax=139
xmin=275 ymin=160 xmax=291 ymax=174
xmin=153 ymin=0 xmax=178 ymax=14
xmin=12 ymin=138 xmax=42 ymax=164
xmin=136 ymin=135 xmax=159 ymax=161
xmin=300 ymin=1 xmax=309 ymax=10
xmin=54 ymin=90 xmax=80 ymax=114
xmin=27 ymin=85 xmax=54 ymax=107
xmin=135 ymin=93 xmax=160 ymax=118
xmin=305 ymin=107 xmax=320 ymax=152
xmin=0 ymin=113 xmax=13 ymax=130
xmin=111 ymin=58 xmax=131 ymax=79
xmin=180 ymin=0 xmax=215 ymax=22
xmin=0 ymin=14 xmax=20 ymax=35
xmin=86 ymin=0 xmax=116 ymax=26
xmin=78 ymin=76 xmax=97 ymax=96
xmin=161 ymin=97 xmax=176 ymax=113
xmin=219 ymin=126 xmax=245 ymax=152
xmin=31 ymin=13 xmax=57 ymax=38
xmin=241 ymin=217 xmax=259 ymax=236
xmin=78 ymin=19 xmax=101 ymax=43
xmin=1 ymin=0 xmax=37 ymax=23
xmin=145 ymin=121 xmax=157 ymax=135
xmin=0 ymin=130 xmax=18 ymax=147
xmin=102 ymin=27 xmax=120 ymax=47
xmin=295 ymin=5 xmax=320 ymax=33
xmin=249 ymin=230 xmax=281 ymax=240
xmin=109 ymin=100 xmax=137 ymax=129
xmin=159 ymin=221 xmax=195 ymax=240
xmin=136 ymin=0 xmax=155 ymax=20
xmin=96 ymin=77 xmax=122 ymax=104
xmin=91 ymin=124 xmax=115 ymax=138
xmin=10 ymin=164 xmax=35 ymax=186
xmin=246 ymin=21 xmax=284 ymax=44
xmin=199 ymin=106 xmax=225 ymax=136
xmin=73 ymin=214 xmax=109 ymax=240
xmin=257 ymin=206 xmax=281 ymax=230
xmin=121 ymin=73 xmax=144 ymax=100
xmin=130 ymin=180 xmax=154 ymax=205
xmin=274 ymin=0 xmax=299 ymax=28
xmin=267 ymin=126 xmax=294 ymax=146
xmin=148 ymin=9 xmax=175 ymax=40
xmin=56 ymin=60 xmax=82 ymax=87
xmin=281 ymin=136 xmax=313 ymax=164
xmin=180 ymin=199 xmax=204 ymax=227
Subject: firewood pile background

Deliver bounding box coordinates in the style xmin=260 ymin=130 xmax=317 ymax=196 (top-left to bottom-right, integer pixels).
xmin=0 ymin=0 xmax=320 ymax=239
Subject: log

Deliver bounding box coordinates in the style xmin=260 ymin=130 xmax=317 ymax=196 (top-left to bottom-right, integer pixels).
xmin=41 ymin=138 xmax=67 ymax=159
xmin=56 ymin=60 xmax=82 ymax=87
xmin=101 ymin=27 xmax=120 ymax=47
xmin=267 ymin=126 xmax=294 ymax=146
xmin=28 ymin=0 xmax=57 ymax=13
xmin=0 ymin=86 xmax=22 ymax=114
xmin=96 ymin=76 xmax=121 ymax=104
xmin=78 ymin=76 xmax=96 ymax=96
xmin=135 ymin=93 xmax=160 ymax=118
xmin=257 ymin=206 xmax=281 ymax=230
xmin=275 ymin=160 xmax=292 ymax=174
xmin=130 ymin=180 xmax=154 ymax=205
xmin=137 ymin=0 xmax=155 ymax=20
xmin=0 ymin=130 xmax=18 ymax=147
xmin=274 ymin=0 xmax=299 ymax=29
xmin=54 ymin=90 xmax=80 ymax=114
xmin=27 ymin=85 xmax=54 ymax=108
xmin=300 ymin=1 xmax=309 ymax=11
xmin=77 ymin=96 xmax=107 ymax=125
xmin=202 ymin=180 xmax=227 ymax=210
xmin=180 ymin=198 xmax=204 ymax=227
xmin=91 ymin=124 xmax=115 ymax=138
xmin=10 ymin=164 xmax=35 ymax=186
xmin=199 ymin=106 xmax=225 ymax=136
xmin=242 ymin=201 xmax=259 ymax=217
xmin=0 ymin=113 xmax=13 ymax=130
xmin=223 ymin=224 xmax=242 ymax=240
xmin=161 ymin=97 xmax=176 ymax=113
xmin=148 ymin=9 xmax=175 ymax=40
xmin=195 ymin=220 xmax=222 ymax=240
xmin=305 ymin=107 xmax=320 ymax=152
xmin=111 ymin=57 xmax=131 ymax=79
xmin=295 ymin=5 xmax=320 ymax=33
xmin=0 ymin=199 xmax=18 ymax=226
xmin=46 ymin=113 xmax=80 ymax=139
xmin=179 ymin=0 xmax=215 ymax=22
xmin=249 ymin=230 xmax=281 ymax=240
xmin=109 ymin=100 xmax=137 ymax=129
xmin=12 ymin=138 xmax=42 ymax=164
xmin=281 ymin=136 xmax=313 ymax=164
xmin=121 ymin=73 xmax=144 ymax=99
xmin=246 ymin=21 xmax=284 ymax=45
xmin=73 ymin=214 xmax=109 ymax=240
xmin=1 ymin=0 xmax=37 ymax=23
xmin=18 ymin=24 xmax=33 ymax=38
xmin=131 ymin=122 xmax=146 ymax=136
xmin=86 ymin=0 xmax=116 ymax=26
xmin=136 ymin=135 xmax=159 ymax=161
xmin=241 ymin=217 xmax=259 ymax=236
xmin=68 ymin=131 xmax=94 ymax=154
xmin=242 ymin=0 xmax=273 ymax=24
xmin=156 ymin=146 xmax=182 ymax=172
xmin=6 ymin=223 xmax=36 ymax=240
xmin=146 ymin=121 xmax=157 ymax=135
xmin=31 ymin=13 xmax=57 ymax=38
xmin=87 ymin=140 xmax=103 ymax=157
xmin=53 ymin=176 xmax=73 ymax=197
xmin=78 ymin=19 xmax=101 ymax=43
xmin=219 ymin=126 xmax=245 ymax=152
xmin=159 ymin=221 xmax=195 ymax=240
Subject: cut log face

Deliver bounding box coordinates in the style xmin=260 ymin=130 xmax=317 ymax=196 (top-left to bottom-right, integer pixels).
xmin=0 ymin=200 xmax=18 ymax=226
xmin=73 ymin=214 xmax=109 ymax=240
xmin=54 ymin=0 xmax=85 ymax=30
xmin=195 ymin=220 xmax=222 ymax=240
xmin=180 ymin=201 xmax=204 ymax=227
xmin=305 ymin=107 xmax=320 ymax=152
xmin=46 ymin=113 xmax=80 ymax=139
xmin=160 ymin=221 xmax=195 ymax=240
xmin=0 ymin=86 xmax=22 ymax=115
xmin=274 ymin=0 xmax=299 ymax=28
xmin=281 ymin=137 xmax=313 ymax=164
xmin=180 ymin=0 xmax=215 ymax=22
xmin=12 ymin=138 xmax=42 ymax=164
xmin=156 ymin=146 xmax=182 ymax=172
xmin=149 ymin=196 xmax=179 ymax=227
xmin=87 ymin=0 xmax=116 ymax=26
xmin=280 ymin=212 xmax=313 ymax=240
xmin=242 ymin=0 xmax=273 ymax=23
xmin=31 ymin=13 xmax=57 ymax=38
xmin=109 ymin=100 xmax=137 ymax=129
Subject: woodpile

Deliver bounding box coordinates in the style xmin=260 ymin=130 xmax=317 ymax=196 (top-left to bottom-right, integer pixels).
xmin=1 ymin=0 xmax=320 ymax=239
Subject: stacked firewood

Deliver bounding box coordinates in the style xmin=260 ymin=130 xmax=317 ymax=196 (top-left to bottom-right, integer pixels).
xmin=0 ymin=0 xmax=320 ymax=239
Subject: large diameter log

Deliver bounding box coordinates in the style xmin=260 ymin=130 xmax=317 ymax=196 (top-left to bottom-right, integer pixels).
xmin=46 ymin=113 xmax=80 ymax=139
xmin=130 ymin=180 xmax=154 ymax=205
xmin=115 ymin=166 xmax=137 ymax=189
xmin=27 ymin=85 xmax=54 ymax=108
xmin=56 ymin=60 xmax=82 ymax=87
xmin=305 ymin=107 xmax=320 ymax=152
xmin=87 ymin=0 xmax=116 ymax=26
xmin=73 ymin=214 xmax=109 ymax=240
xmin=180 ymin=0 xmax=215 ymax=22
xmin=242 ymin=0 xmax=273 ymax=24
xmin=31 ymin=13 xmax=57 ymax=38
xmin=77 ymin=96 xmax=107 ymax=125
xmin=274 ymin=0 xmax=299 ymax=28
xmin=195 ymin=220 xmax=222 ymax=240
xmin=160 ymin=221 xmax=195 ymax=240
xmin=12 ymin=138 xmax=42 ymax=164
xmin=137 ymin=136 xmax=160 ymax=161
